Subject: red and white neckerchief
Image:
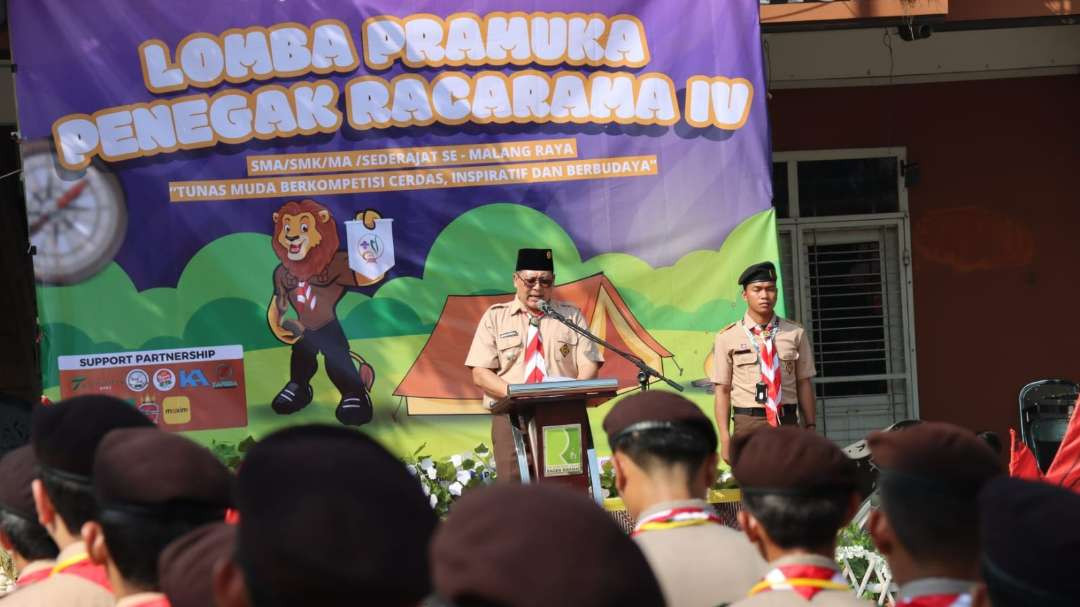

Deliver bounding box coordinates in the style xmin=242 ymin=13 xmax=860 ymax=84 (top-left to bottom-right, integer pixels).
xmin=631 ymin=506 xmax=723 ymax=537
xmin=51 ymin=552 xmax=112 ymax=592
xmin=523 ymin=313 xmax=546 ymax=384
xmin=749 ymin=563 xmax=849 ymax=600
xmin=898 ymin=594 xmax=972 ymax=607
xmin=295 ymin=281 xmax=317 ymax=310
xmin=743 ymin=316 xmax=782 ymax=426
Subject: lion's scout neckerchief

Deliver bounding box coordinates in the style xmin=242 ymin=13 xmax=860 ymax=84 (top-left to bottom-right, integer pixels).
xmin=742 ymin=315 xmax=782 ymax=426
xmin=749 ymin=563 xmax=849 ymax=600
xmin=631 ymin=505 xmax=723 ymax=537
xmin=14 ymin=565 xmax=51 ymax=588
xmin=524 ymin=312 xmax=546 ymax=384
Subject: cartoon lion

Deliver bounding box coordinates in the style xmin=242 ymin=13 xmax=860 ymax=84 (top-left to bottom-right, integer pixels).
xmin=267 ymin=199 xmax=384 ymax=426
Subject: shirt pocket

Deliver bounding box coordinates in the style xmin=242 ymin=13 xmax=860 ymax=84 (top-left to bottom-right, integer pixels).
xmin=496 ymin=335 xmax=522 ymax=365
xmin=733 ymin=351 xmax=759 ymax=367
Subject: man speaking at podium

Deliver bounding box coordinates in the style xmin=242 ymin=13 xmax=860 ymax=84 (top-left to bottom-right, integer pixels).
xmin=466 ymin=248 xmax=604 ymax=482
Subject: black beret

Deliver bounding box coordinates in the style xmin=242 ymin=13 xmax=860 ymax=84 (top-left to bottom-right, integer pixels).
xmin=738 ymin=261 xmax=777 ymax=287
xmin=32 ymin=395 xmax=155 ymax=484
xmin=732 ymin=427 xmax=857 ymax=494
xmin=979 ymin=477 xmax=1080 ymax=604
xmin=93 ymin=428 xmax=232 ymax=520
xmin=0 ymin=445 xmax=40 ymax=521
xmin=603 ymin=391 xmax=717 ymax=452
xmin=235 ymin=425 xmax=436 ymax=606
xmin=431 ymin=484 xmax=664 ymax=607
xmin=159 ymin=522 xmax=236 ymax=607
xmin=516 ymin=248 xmax=554 ymax=272
xmin=869 ymin=422 xmax=1002 ymax=496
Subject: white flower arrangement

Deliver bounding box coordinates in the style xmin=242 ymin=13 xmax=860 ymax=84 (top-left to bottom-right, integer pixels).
xmin=404 ymin=443 xmax=496 ymax=517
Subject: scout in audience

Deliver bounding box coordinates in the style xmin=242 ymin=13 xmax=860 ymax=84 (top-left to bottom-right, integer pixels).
xmin=867 ymin=422 xmax=1003 ymax=605
xmin=729 ymin=427 xmax=868 ymax=606
xmin=0 ymin=446 xmax=58 ymax=593
xmin=1 ymin=395 xmax=156 ymax=607
xmin=429 ymin=483 xmax=664 ymax=607
xmin=83 ymin=428 xmax=233 ymax=607
xmin=158 ymin=523 xmax=236 ymax=607
xmin=604 ymin=390 xmax=765 ymax=606
xmin=213 ymin=425 xmax=437 ymax=607
xmin=972 ymin=477 xmax=1080 ymax=607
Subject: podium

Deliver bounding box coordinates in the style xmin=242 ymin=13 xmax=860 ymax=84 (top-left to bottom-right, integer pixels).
xmin=491 ymin=378 xmax=618 ymax=502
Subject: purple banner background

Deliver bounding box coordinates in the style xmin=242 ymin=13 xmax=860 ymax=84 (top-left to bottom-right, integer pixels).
xmin=10 ymin=0 xmax=770 ymax=290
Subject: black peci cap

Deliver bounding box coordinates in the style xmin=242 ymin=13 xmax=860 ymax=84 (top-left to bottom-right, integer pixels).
xmin=516 ymin=248 xmax=554 ymax=272
xmin=603 ymin=390 xmax=717 ymax=452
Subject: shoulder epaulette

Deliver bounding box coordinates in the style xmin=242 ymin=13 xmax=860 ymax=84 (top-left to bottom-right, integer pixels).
xmin=721 ymin=321 xmax=737 ymax=331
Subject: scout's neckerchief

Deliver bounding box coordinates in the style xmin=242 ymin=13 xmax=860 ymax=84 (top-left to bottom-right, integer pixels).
xmin=51 ymin=552 xmax=112 ymax=592
xmin=120 ymin=594 xmax=172 ymax=607
xmin=749 ymin=563 xmax=849 ymax=600
xmin=14 ymin=566 xmax=51 ymax=588
xmin=898 ymin=594 xmax=973 ymax=607
xmin=631 ymin=505 xmax=723 ymax=537
xmin=524 ymin=312 xmax=546 ymax=384
xmin=742 ymin=315 xmax=782 ymax=426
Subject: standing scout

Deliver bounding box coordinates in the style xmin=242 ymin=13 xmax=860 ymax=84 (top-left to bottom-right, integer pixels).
xmin=603 ymin=391 xmax=765 ymax=606
xmin=466 ymin=248 xmax=603 ymax=481
xmin=711 ymin=261 xmax=816 ymax=463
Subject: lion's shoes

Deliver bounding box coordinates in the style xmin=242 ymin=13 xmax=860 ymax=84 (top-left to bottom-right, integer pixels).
xmin=271 ymin=381 xmax=314 ymax=415
xmin=335 ymin=391 xmax=374 ymax=427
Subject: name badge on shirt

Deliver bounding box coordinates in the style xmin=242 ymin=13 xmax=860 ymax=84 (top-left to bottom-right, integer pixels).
xmin=498 ymin=330 xmax=519 ymax=339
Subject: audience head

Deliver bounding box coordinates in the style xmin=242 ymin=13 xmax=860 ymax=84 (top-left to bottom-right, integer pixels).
xmin=430 ymin=483 xmax=664 ymax=607
xmin=603 ymin=391 xmax=718 ymax=515
xmin=31 ymin=395 xmax=155 ymax=541
xmin=733 ymin=427 xmax=859 ymax=557
xmin=159 ymin=522 xmax=236 ymax=607
xmin=975 ymin=431 xmax=1003 ymax=457
xmin=85 ymin=427 xmax=232 ymax=593
xmin=215 ymin=425 xmax=436 ymax=607
xmin=974 ymin=477 xmax=1080 ymax=607
xmin=0 ymin=445 xmax=58 ymax=564
xmin=867 ymin=422 xmax=1002 ymax=579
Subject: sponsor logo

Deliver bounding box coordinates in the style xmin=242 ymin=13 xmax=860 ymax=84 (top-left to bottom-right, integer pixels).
xmin=126 ymin=369 xmax=150 ymax=392
xmin=163 ymin=396 xmax=192 ymax=425
xmin=69 ymin=376 xmax=114 ymax=393
xmin=71 ymin=376 xmax=87 ymax=391
xmin=137 ymin=399 xmax=160 ymax=424
xmin=213 ymin=364 xmax=238 ymax=389
xmin=153 ymin=368 xmax=176 ymax=392
xmin=178 ymin=369 xmax=210 ymax=388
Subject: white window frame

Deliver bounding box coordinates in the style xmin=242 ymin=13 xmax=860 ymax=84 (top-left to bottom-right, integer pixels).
xmin=773 ymin=146 xmax=920 ymax=420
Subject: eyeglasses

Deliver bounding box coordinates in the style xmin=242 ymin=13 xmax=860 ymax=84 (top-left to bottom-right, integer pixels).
xmin=516 ymin=273 xmax=554 ymax=288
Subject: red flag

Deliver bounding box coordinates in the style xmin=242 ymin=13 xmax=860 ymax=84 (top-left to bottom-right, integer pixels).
xmin=1044 ymin=396 xmax=1080 ymax=493
xmin=1008 ymin=428 xmax=1043 ymax=481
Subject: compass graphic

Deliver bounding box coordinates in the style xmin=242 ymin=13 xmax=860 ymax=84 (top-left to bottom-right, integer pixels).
xmin=21 ymin=140 xmax=127 ymax=284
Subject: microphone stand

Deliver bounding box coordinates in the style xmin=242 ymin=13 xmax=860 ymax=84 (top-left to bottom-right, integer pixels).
xmin=539 ymin=301 xmax=683 ymax=393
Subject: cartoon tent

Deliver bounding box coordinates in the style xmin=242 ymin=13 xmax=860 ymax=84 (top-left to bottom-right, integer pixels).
xmin=395 ymin=273 xmax=674 ymax=415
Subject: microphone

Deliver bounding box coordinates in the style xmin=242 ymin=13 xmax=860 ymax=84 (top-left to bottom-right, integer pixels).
xmin=537 ymin=299 xmax=553 ymax=315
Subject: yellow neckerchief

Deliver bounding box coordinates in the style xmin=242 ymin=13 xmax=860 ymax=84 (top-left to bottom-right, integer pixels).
xmin=749 ymin=577 xmax=850 ymax=596
xmin=51 ymin=552 xmax=91 ymax=575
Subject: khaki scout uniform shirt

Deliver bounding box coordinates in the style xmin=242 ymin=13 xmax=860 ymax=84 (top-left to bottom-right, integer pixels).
xmin=0 ymin=542 xmax=114 ymax=607
xmin=465 ymin=298 xmax=603 ymax=404
xmin=633 ymin=499 xmax=766 ymax=607
xmin=730 ymin=554 xmax=870 ymax=607
xmin=710 ymin=313 xmax=816 ymax=408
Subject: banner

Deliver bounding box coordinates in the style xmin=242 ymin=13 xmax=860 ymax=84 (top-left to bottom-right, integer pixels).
xmin=11 ymin=0 xmax=778 ymax=458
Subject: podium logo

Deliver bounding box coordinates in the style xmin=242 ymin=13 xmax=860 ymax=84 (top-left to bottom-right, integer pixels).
xmin=543 ymin=424 xmax=584 ymax=477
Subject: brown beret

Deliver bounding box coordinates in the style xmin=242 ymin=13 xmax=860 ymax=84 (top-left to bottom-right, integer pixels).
xmin=431 ymin=484 xmax=664 ymax=607
xmin=603 ymin=390 xmax=717 ymax=451
xmin=158 ymin=522 xmax=236 ymax=607
xmin=732 ymin=427 xmax=857 ymax=494
xmin=235 ymin=425 xmax=436 ymax=606
xmin=93 ymin=428 xmax=232 ymax=519
xmin=869 ymin=422 xmax=1002 ymax=495
xmin=0 ymin=445 xmax=40 ymax=521
xmin=32 ymin=395 xmax=155 ymax=484
xmin=979 ymin=477 xmax=1080 ymax=604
